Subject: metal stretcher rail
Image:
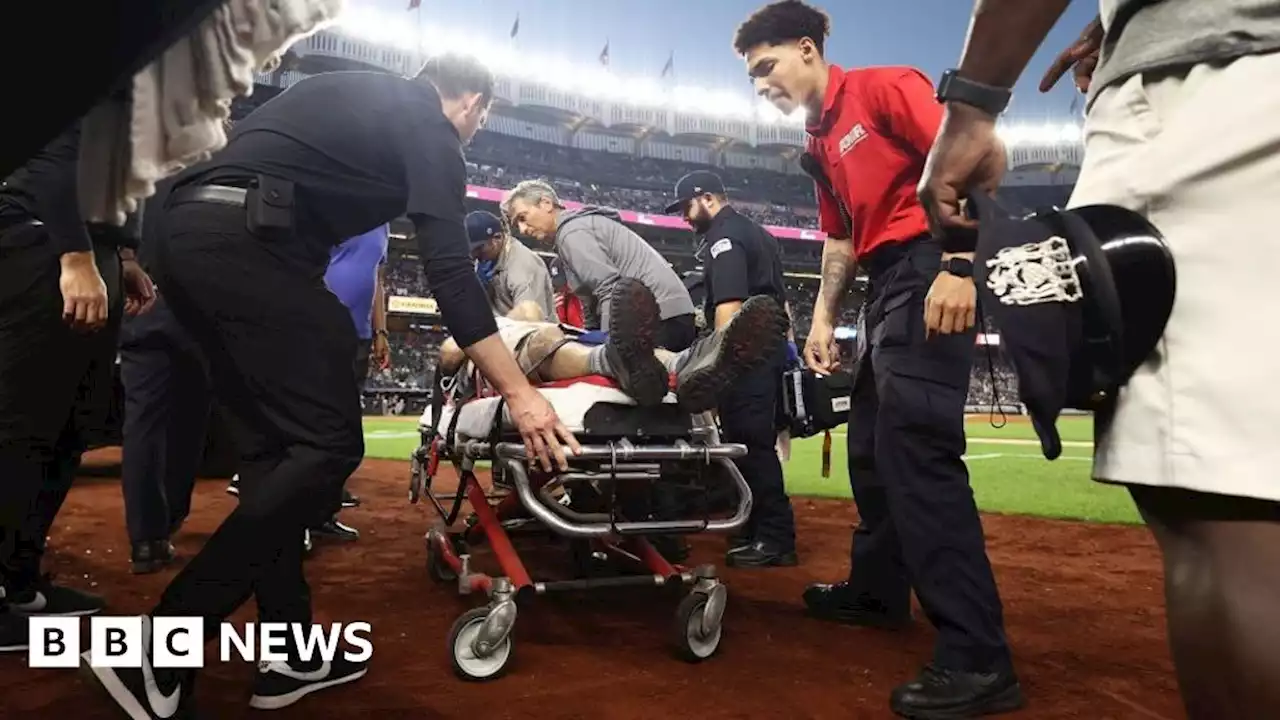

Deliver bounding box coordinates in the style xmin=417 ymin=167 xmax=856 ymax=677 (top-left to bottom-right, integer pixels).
xmin=490 ymin=441 xmax=754 ymax=539
xmin=479 ymin=440 xmax=748 ymax=462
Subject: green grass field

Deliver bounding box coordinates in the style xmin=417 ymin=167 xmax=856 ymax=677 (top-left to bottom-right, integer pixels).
xmin=363 ymin=413 xmax=1141 ymax=526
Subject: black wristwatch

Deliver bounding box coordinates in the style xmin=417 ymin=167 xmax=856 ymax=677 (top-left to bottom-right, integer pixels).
xmin=936 ymin=69 xmax=1012 ymax=116
xmin=941 ymin=257 xmax=974 ymax=278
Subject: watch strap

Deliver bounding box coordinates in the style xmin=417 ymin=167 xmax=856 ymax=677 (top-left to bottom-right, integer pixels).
xmin=936 ymin=70 xmax=1012 ymax=116
xmin=942 ymin=257 xmax=974 ymax=278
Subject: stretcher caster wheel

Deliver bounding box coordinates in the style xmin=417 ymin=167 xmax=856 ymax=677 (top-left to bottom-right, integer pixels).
xmin=672 ymin=586 xmax=726 ymax=663
xmin=449 ymin=606 xmax=515 ymax=682
xmin=425 ymin=530 xmax=457 ymax=583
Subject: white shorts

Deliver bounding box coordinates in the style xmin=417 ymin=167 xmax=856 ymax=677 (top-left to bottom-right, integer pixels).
xmin=1067 ymin=50 xmax=1280 ymax=501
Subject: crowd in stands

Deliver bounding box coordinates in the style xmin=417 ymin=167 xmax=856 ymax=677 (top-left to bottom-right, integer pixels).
xmin=465 ymin=133 xmax=820 ymax=230
xmin=366 ymin=331 xmax=439 ymax=391
xmin=347 ymin=125 xmax=1044 ymax=412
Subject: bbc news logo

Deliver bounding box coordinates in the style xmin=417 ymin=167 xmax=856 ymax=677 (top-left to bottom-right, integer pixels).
xmin=28 ymin=616 xmax=373 ymax=668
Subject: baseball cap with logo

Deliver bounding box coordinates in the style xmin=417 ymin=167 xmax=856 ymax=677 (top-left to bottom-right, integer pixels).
xmin=548 ymin=256 xmax=569 ymax=291
xmin=664 ymin=170 xmax=727 ymax=214
xmin=465 ymin=210 xmax=505 ymax=252
xmin=966 ymin=193 xmax=1176 ymax=460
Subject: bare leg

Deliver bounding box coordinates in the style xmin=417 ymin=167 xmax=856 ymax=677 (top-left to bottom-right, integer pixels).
xmin=542 ymin=341 xmax=593 ymax=378
xmin=1129 ymin=485 xmax=1280 ymax=719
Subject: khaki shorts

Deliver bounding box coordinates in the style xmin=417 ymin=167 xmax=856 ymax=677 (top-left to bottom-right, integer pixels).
xmin=1067 ymin=50 xmax=1280 ymax=501
xmin=457 ymin=318 xmax=562 ymax=388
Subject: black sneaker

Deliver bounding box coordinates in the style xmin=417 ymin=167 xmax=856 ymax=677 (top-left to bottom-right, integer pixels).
xmin=80 ymin=618 xmax=198 ymax=719
xmin=725 ymin=540 xmax=798 ymax=568
xmin=802 ymin=581 xmax=913 ymax=630
xmin=889 ymin=663 xmax=1025 ymax=718
xmin=0 ymin=609 xmax=29 ymax=652
xmin=249 ymin=657 xmax=368 ymax=710
xmin=8 ymin=574 xmax=105 ymax=616
xmin=130 ymin=540 xmax=177 ymax=575
xmin=674 ymin=295 xmax=790 ymax=413
xmin=310 ymin=517 xmax=359 ymax=542
xmin=605 ymin=278 xmax=669 ymax=406
xmin=341 ymin=489 xmax=360 ymax=508
xmin=726 ymin=532 xmax=753 ymax=554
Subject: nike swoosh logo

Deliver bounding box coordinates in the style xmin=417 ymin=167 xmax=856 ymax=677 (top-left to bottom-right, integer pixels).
xmin=13 ymin=591 xmax=46 ymax=612
xmin=263 ymin=660 xmax=331 ymax=682
xmin=143 ymin=659 xmax=182 ymax=719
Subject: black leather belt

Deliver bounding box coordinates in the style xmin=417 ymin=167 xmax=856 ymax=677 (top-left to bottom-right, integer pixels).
xmin=168 ymin=185 xmax=248 ymax=208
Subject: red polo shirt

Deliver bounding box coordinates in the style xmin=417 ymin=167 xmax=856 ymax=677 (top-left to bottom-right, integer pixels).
xmin=806 ymin=64 xmax=943 ymax=259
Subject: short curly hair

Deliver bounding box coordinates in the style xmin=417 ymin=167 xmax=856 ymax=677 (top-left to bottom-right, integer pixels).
xmin=733 ymin=1 xmax=831 ymax=57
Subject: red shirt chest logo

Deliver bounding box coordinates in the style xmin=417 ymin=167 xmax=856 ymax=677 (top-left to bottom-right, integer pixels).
xmin=837 ymin=123 xmax=868 ymax=157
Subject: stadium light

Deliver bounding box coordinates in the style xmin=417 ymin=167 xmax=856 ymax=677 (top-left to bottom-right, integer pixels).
xmin=997 ymin=121 xmax=1083 ymax=147
xmin=332 ymin=6 xmax=1079 ymax=142
xmin=334 ymin=6 xmax=804 ymax=126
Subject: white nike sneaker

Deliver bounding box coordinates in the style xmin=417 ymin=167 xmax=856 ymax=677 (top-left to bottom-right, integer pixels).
xmin=249 ymin=657 xmax=368 ymax=710
xmin=81 ymin=616 xmax=197 ymax=719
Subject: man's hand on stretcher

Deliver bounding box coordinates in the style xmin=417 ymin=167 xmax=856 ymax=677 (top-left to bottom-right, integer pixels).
xmin=461 ymin=334 xmax=582 ymax=471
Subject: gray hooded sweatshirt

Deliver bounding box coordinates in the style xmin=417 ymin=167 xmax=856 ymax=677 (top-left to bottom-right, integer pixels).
xmin=553 ymin=206 xmax=695 ymax=329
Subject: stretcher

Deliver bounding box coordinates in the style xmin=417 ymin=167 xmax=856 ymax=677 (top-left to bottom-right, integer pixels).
xmin=410 ymin=371 xmax=753 ymax=681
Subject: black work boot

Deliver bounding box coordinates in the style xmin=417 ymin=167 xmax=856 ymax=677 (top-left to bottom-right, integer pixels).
xmin=605 ymin=278 xmax=668 ymax=405
xmin=889 ymin=663 xmax=1025 ymax=718
xmin=674 ymin=295 xmax=789 ymax=413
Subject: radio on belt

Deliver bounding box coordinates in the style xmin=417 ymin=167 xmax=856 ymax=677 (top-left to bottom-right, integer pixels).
xmin=780 ymin=367 xmax=853 ymax=438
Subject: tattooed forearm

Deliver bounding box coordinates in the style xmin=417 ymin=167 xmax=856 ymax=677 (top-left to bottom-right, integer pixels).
xmin=815 ymin=235 xmax=854 ymax=324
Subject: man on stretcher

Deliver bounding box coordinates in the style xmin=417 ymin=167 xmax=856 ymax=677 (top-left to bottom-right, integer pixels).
xmin=437 ymin=278 xmax=789 ymax=413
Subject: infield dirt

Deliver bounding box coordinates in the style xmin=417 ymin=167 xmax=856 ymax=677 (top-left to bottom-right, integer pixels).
xmin=0 ymin=449 xmax=1182 ymax=719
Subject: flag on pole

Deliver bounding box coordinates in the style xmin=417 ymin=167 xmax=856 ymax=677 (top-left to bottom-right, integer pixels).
xmin=660 ymin=52 xmax=674 ymax=79
xmin=510 ymin=14 xmax=520 ymax=39
xmin=599 ymin=40 xmax=610 ymax=67
xmin=407 ymin=0 xmax=421 ymax=9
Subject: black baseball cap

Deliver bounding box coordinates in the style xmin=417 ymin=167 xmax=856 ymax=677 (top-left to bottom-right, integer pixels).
xmin=664 ymin=170 xmax=727 ymax=214
xmin=967 ymin=193 xmax=1174 ymax=461
xmin=465 ymin=210 xmax=504 ymax=250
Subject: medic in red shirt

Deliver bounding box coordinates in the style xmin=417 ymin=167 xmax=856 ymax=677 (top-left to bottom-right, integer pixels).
xmin=732 ymin=3 xmax=1022 ymax=718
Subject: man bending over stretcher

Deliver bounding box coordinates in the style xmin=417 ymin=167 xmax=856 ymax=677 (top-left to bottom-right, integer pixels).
xmin=438 ymin=278 xmax=789 ymax=413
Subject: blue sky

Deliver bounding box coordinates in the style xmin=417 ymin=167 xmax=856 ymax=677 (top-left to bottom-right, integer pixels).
xmin=362 ymin=0 xmax=1097 ymax=120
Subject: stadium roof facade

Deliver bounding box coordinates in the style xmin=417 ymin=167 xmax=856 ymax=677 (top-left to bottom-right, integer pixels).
xmin=255 ymin=11 xmax=1085 ymax=179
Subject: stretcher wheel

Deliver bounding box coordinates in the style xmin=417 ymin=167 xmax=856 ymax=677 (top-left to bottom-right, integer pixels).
xmin=672 ymin=590 xmax=724 ymax=663
xmin=425 ymin=530 xmax=457 ymax=583
xmin=449 ymin=607 xmax=514 ymax=681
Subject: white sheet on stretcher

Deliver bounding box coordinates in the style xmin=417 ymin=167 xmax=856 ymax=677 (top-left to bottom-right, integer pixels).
xmin=419 ymin=380 xmax=677 ymax=440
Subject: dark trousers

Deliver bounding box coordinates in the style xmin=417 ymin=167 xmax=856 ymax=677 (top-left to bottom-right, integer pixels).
xmin=354 ymin=338 xmax=372 ymax=387
xmin=119 ymin=293 xmax=211 ymax=544
xmin=148 ymin=201 xmax=363 ymax=648
xmin=321 ymin=336 xmax=372 ymax=517
xmin=720 ymin=345 xmax=795 ymax=548
xmin=0 ymin=229 xmax=122 ymax=592
xmin=845 ymin=236 xmax=1011 ymax=673
xmin=658 ymin=313 xmax=697 ymax=353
